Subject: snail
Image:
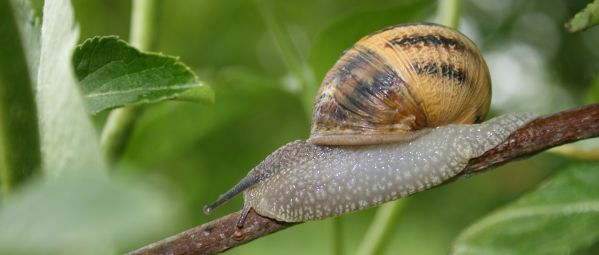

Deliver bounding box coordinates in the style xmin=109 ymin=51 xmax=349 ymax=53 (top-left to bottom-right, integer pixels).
xmin=204 ymin=22 xmax=537 ymax=227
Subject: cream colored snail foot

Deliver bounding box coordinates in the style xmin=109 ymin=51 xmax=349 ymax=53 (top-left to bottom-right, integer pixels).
xmin=204 ymin=113 xmax=537 ymax=226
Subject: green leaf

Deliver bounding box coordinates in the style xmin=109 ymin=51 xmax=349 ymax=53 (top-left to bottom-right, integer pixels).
xmin=452 ymin=164 xmax=599 ymax=255
xmin=0 ymin=0 xmax=41 ymax=194
xmin=565 ymin=0 xmax=599 ymax=32
xmin=36 ymin=0 xmax=107 ymax=175
xmin=309 ymin=0 xmax=435 ymax=81
xmin=73 ymin=36 xmax=214 ymax=114
xmin=0 ymin=174 xmax=179 ymax=255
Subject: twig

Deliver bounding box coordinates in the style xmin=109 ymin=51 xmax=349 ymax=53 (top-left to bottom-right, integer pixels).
xmin=355 ymin=200 xmax=406 ymax=255
xmin=128 ymin=103 xmax=599 ymax=255
xmin=462 ymin=104 xmax=599 ymax=173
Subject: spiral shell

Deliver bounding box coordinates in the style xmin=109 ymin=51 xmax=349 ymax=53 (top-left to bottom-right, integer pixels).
xmin=308 ymin=23 xmax=491 ymax=145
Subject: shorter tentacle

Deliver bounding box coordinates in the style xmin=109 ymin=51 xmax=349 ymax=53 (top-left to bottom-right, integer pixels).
xmin=237 ymin=204 xmax=252 ymax=228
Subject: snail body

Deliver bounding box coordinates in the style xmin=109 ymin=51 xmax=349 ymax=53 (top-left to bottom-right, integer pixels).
xmin=239 ymin=114 xmax=534 ymax=222
xmin=204 ymin=23 xmax=536 ymax=226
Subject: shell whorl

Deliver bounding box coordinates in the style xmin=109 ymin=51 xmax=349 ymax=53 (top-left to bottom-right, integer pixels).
xmin=309 ymin=23 xmax=491 ymax=145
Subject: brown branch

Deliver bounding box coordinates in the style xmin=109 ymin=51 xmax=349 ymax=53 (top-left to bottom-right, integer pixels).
xmin=128 ymin=104 xmax=599 ymax=255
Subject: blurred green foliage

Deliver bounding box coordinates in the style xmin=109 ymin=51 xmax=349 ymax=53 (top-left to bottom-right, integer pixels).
xmin=453 ymin=164 xmax=599 ymax=254
xmin=0 ymin=174 xmax=179 ymax=254
xmin=0 ymin=0 xmax=41 ymax=194
xmin=565 ymin=0 xmax=599 ymax=32
xmin=1 ymin=0 xmax=599 ymax=254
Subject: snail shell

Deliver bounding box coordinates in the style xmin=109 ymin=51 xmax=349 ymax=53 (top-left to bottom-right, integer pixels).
xmin=309 ymin=23 xmax=491 ymax=145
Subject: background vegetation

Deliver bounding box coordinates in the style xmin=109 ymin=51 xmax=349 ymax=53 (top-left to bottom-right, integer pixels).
xmin=1 ymin=0 xmax=598 ymax=254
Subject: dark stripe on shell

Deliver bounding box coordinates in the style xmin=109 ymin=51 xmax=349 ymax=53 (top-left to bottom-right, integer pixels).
xmin=334 ymin=47 xmax=406 ymax=120
xmin=340 ymin=48 xmax=374 ymax=74
xmin=367 ymin=22 xmax=446 ymax=38
xmin=390 ymin=34 xmax=467 ymax=51
xmin=412 ymin=62 xmax=467 ymax=84
xmin=340 ymin=46 xmax=404 ymax=94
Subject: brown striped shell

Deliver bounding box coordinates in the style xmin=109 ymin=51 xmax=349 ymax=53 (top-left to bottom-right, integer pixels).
xmin=308 ymin=23 xmax=491 ymax=145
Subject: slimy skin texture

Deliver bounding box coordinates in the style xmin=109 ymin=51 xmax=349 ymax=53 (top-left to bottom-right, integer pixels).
xmin=240 ymin=114 xmax=536 ymax=222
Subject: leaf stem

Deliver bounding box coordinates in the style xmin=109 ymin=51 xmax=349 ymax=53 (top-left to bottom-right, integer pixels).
xmin=547 ymin=144 xmax=599 ymax=161
xmin=436 ymin=0 xmax=463 ymax=28
xmin=0 ymin=0 xmax=41 ymax=196
xmin=100 ymin=0 xmax=158 ymax=163
xmin=100 ymin=106 xmax=144 ymax=163
xmin=254 ymin=0 xmax=316 ymax=118
xmin=129 ymin=0 xmax=157 ymax=50
xmin=332 ymin=217 xmax=344 ymax=255
xmin=355 ymin=201 xmax=407 ymax=255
